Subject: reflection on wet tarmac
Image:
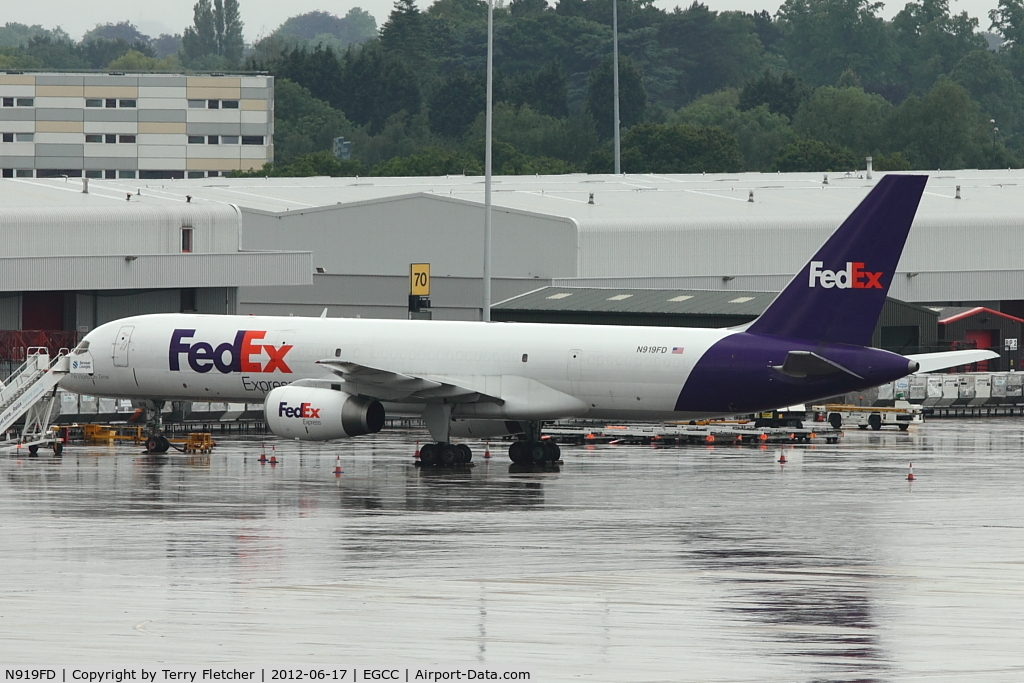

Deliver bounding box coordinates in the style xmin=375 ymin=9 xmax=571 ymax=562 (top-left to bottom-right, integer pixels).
xmin=3 ymin=422 xmax=1024 ymax=681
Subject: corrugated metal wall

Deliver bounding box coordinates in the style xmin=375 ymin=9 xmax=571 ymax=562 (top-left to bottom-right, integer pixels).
xmin=240 ymin=194 xmax=577 ymax=280
xmin=0 ymin=252 xmax=310 ymax=291
xmin=0 ymin=204 xmax=242 ymax=257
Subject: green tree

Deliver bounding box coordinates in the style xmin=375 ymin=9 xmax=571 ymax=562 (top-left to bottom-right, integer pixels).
xmin=232 ymin=151 xmax=362 ymax=177
xmin=586 ymin=55 xmax=646 ymax=139
xmin=791 ymin=86 xmax=891 ymax=156
xmin=617 ymin=122 xmax=742 ymax=173
xmin=777 ymin=0 xmax=898 ymax=87
xmin=428 ymin=70 xmax=485 ymax=138
xmin=272 ymin=79 xmax=355 ymax=165
xmin=673 ymin=90 xmax=798 ymax=171
xmin=221 ymin=0 xmax=245 ymax=65
xmin=370 ymin=147 xmax=482 ymax=175
xmin=888 ymin=77 xmax=988 ymax=168
xmin=338 ymin=42 xmax=423 ymax=133
xmin=738 ymin=70 xmax=808 ymax=118
xmin=774 ymin=138 xmax=857 ymax=171
xmin=465 ymin=102 xmax=600 ymax=164
xmin=951 ymin=49 xmax=1024 ymax=138
xmin=182 ymin=0 xmax=218 ymax=65
xmin=893 ymin=0 xmax=986 ymax=93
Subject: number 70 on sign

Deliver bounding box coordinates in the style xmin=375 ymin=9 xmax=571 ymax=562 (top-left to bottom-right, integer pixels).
xmin=410 ymin=263 xmax=430 ymax=296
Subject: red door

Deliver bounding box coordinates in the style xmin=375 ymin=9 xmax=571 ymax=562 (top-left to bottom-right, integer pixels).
xmin=965 ymin=329 xmax=996 ymax=371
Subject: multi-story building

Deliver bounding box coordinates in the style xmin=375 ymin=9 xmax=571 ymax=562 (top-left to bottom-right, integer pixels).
xmin=0 ymin=72 xmax=273 ymax=179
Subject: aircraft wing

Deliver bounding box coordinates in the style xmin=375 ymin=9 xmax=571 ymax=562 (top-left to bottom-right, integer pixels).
xmin=314 ymin=359 xmax=588 ymax=419
xmin=315 ymin=360 xmax=491 ymax=402
xmin=905 ymin=349 xmax=1000 ymax=374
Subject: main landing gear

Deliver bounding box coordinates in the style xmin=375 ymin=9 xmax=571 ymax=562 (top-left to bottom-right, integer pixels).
xmin=507 ymin=422 xmax=561 ymax=465
xmin=419 ymin=403 xmax=474 ymax=467
xmin=418 ymin=442 xmax=473 ymax=466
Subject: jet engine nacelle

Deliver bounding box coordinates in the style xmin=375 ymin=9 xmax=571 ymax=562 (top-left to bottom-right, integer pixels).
xmin=265 ymin=386 xmax=385 ymax=441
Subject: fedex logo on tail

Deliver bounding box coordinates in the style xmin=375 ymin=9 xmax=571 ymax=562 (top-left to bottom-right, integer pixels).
xmin=809 ymin=261 xmax=884 ymax=289
xmin=279 ymin=402 xmax=320 ymax=418
xmin=169 ymin=329 xmax=293 ymax=374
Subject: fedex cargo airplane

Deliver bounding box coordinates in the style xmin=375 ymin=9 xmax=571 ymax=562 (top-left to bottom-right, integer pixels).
xmin=60 ymin=175 xmax=995 ymax=463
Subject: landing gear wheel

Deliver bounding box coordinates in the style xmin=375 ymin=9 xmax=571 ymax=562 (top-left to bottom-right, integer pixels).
xmin=828 ymin=413 xmax=842 ymax=429
xmin=157 ymin=435 xmax=170 ymax=452
xmin=440 ymin=442 xmax=462 ymax=466
xmin=868 ymin=414 xmax=882 ymax=431
xmin=28 ymin=444 xmax=39 ymax=455
xmin=53 ymin=442 xmax=63 ymax=456
xmin=457 ymin=443 xmax=472 ymax=463
xmin=544 ymin=440 xmax=560 ymax=461
xmin=528 ymin=441 xmax=548 ymax=464
xmin=508 ymin=440 xmax=529 ymax=464
xmin=419 ymin=442 xmax=440 ymax=466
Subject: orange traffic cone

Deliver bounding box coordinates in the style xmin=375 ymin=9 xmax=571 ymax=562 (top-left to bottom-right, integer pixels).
xmin=334 ymin=456 xmax=343 ymax=476
xmin=907 ymin=463 xmax=915 ymax=481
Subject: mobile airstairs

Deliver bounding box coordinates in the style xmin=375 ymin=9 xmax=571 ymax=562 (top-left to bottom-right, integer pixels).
xmin=0 ymin=347 xmax=71 ymax=454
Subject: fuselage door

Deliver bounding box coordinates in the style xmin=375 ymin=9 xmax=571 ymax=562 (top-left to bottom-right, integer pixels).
xmin=112 ymin=325 xmax=134 ymax=367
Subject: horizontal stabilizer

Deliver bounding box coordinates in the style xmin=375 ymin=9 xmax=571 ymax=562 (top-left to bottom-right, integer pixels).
xmin=772 ymin=350 xmax=864 ymax=379
xmin=906 ymin=349 xmax=1000 ymax=374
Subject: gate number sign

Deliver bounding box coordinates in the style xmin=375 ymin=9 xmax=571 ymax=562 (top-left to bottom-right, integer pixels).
xmin=410 ymin=263 xmax=430 ymax=296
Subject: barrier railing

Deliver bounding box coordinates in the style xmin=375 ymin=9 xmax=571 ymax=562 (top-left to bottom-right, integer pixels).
xmin=0 ymin=330 xmax=80 ymax=362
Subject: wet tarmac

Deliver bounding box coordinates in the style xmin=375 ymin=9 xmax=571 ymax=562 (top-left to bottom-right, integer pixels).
xmin=3 ymin=420 xmax=1024 ymax=681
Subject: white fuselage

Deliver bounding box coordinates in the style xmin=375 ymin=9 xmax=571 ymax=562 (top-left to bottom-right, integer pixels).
xmin=60 ymin=313 xmax=734 ymax=421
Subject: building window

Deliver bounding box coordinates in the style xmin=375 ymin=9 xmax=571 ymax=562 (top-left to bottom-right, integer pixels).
xmin=16 ymin=98 xmax=33 ymax=107
xmin=119 ymin=99 xmax=136 ymax=108
xmin=207 ymin=171 xmax=220 ymax=177
xmin=181 ymin=227 xmax=193 ymax=253
xmin=2 ymin=98 xmax=12 ymax=107
xmin=105 ymin=170 xmax=117 ymax=179
xmin=241 ymin=136 xmax=264 ymax=145
xmin=15 ymin=133 xmax=33 ymax=142
xmin=105 ymin=134 xmax=117 ymax=143
xmin=207 ymin=99 xmax=219 ymax=109
xmin=119 ymin=135 xmax=136 ymax=144
xmin=188 ymin=100 xmax=205 ymax=108
xmin=207 ymin=135 xmax=219 ymax=145
xmin=2 ymin=133 xmax=12 ymax=142
xmin=85 ymin=134 xmax=103 ymax=143
xmin=2 ymin=169 xmax=12 ymax=177
xmin=105 ymin=98 xmax=117 ymax=108
xmin=222 ymin=100 xmax=239 ymax=109
xmin=188 ymin=135 xmax=204 ymax=144
xmin=118 ymin=170 xmax=136 ymax=179
xmin=85 ymin=170 xmax=102 ymax=178
xmin=16 ymin=169 xmax=33 ymax=178
xmin=86 ymin=99 xmax=102 ymax=108
xmin=187 ymin=171 xmax=205 ymax=179
xmin=221 ymin=135 xmax=239 ymax=144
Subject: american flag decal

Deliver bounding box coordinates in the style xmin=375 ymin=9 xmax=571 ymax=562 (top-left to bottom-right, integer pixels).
xmin=672 ymin=347 xmax=684 ymax=354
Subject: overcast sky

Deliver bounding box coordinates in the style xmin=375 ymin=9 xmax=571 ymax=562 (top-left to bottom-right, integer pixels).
xmin=1 ymin=0 xmax=1002 ymax=43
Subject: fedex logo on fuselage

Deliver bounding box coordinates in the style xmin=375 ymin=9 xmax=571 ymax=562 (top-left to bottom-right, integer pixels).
xmin=169 ymin=329 xmax=293 ymax=374
xmin=808 ymin=261 xmax=884 ymax=289
xmin=279 ymin=402 xmax=320 ymax=418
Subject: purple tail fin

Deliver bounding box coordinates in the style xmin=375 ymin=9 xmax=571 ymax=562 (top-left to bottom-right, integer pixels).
xmin=747 ymin=174 xmax=928 ymax=347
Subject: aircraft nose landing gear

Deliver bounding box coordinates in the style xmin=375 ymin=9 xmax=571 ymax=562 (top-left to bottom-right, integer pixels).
xmin=142 ymin=400 xmax=171 ymax=453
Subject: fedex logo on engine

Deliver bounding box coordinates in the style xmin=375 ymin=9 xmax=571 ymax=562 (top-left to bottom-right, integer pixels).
xmin=169 ymin=329 xmax=293 ymax=374
xmin=808 ymin=261 xmax=884 ymax=289
xmin=279 ymin=402 xmax=320 ymax=418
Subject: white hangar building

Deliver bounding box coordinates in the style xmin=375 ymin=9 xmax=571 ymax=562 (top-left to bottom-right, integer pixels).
xmin=2 ymin=169 xmax=1024 ymax=349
